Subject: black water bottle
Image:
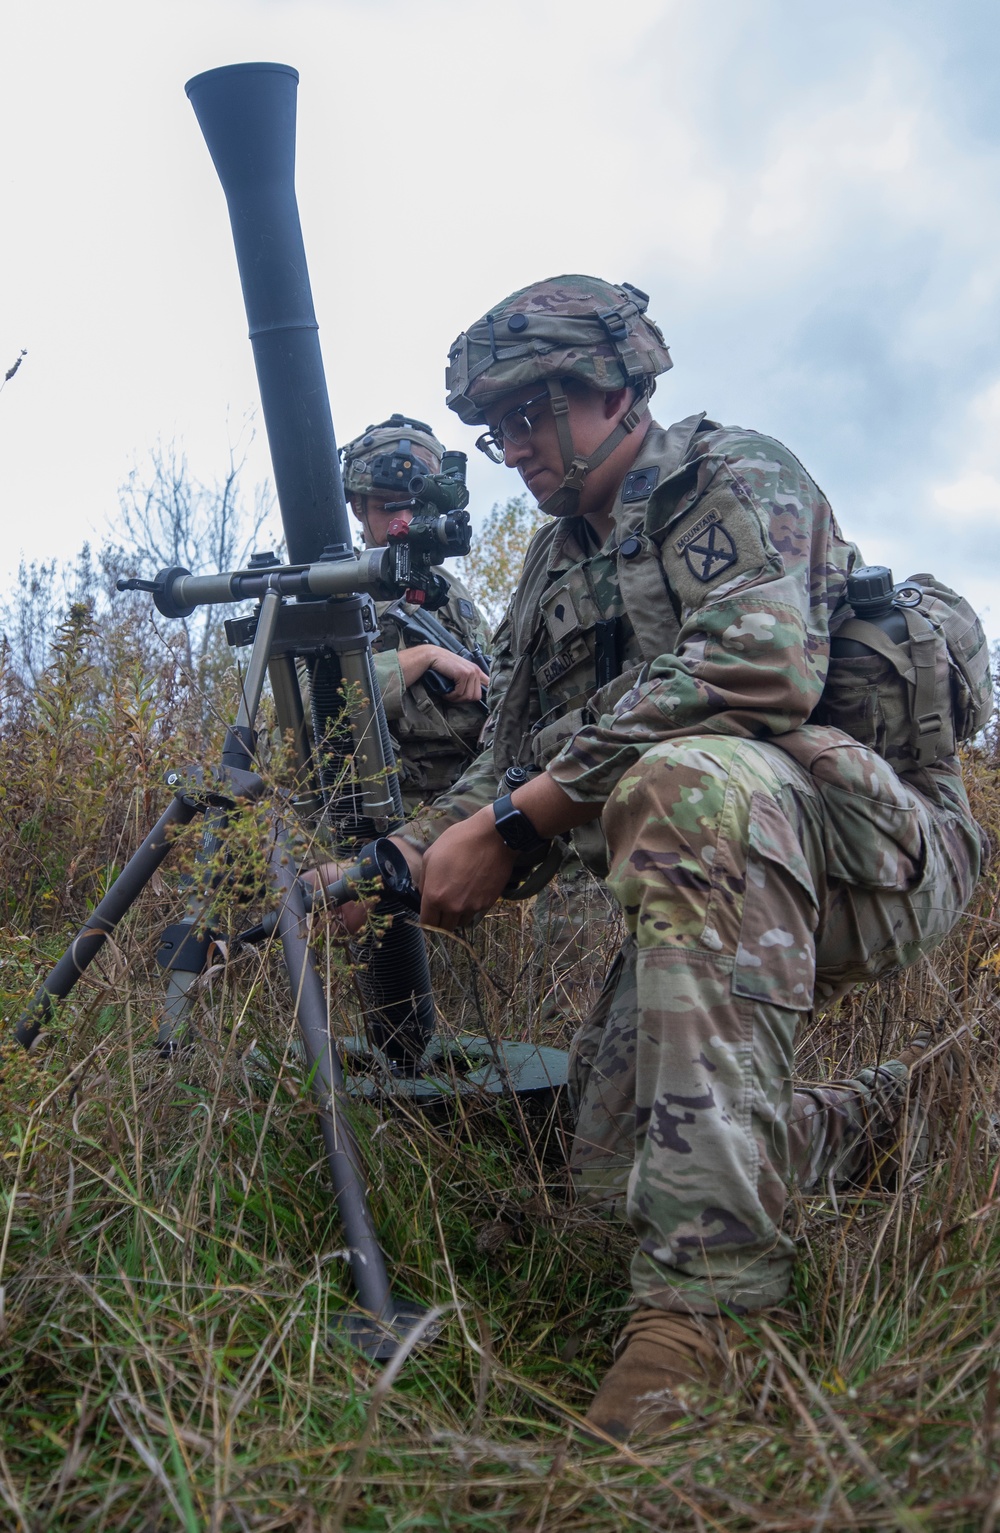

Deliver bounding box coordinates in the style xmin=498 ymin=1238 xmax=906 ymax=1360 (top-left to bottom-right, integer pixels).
xmin=831 ymin=565 xmax=909 ymax=656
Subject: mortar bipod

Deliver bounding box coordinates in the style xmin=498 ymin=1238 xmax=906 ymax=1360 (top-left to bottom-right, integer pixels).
xmin=12 ymin=580 xmax=428 ymax=1360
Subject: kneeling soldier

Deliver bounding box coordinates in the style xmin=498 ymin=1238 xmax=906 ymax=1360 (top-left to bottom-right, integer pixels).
xmin=384 ymin=276 xmax=987 ymax=1439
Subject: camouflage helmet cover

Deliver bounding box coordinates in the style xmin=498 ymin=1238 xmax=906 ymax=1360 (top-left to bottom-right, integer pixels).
xmin=341 ymin=413 xmax=444 ymax=498
xmin=445 ymin=275 xmax=672 ymax=425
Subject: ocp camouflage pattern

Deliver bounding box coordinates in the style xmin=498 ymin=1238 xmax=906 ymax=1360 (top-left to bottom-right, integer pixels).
xmin=446 ymin=274 xmax=672 ymax=426
xmin=340 ymin=416 xmax=444 ymax=498
xmin=373 ymin=567 xmax=490 ymax=815
xmin=571 ymin=732 xmax=981 ymax=1312
xmin=403 ymin=411 xmax=986 ymax=1314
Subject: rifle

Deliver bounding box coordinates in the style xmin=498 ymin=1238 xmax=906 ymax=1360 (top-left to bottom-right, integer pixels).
xmin=381 ymin=598 xmax=490 ymax=703
xmin=13 ymin=62 xmax=566 ymax=1358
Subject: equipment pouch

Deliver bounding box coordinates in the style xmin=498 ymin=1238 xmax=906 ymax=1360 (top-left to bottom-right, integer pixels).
xmin=815 ymin=573 xmax=993 ymax=774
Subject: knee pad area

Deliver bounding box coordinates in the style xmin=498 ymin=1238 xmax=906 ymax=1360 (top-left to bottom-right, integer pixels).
xmin=603 ymin=738 xmax=799 ymax=951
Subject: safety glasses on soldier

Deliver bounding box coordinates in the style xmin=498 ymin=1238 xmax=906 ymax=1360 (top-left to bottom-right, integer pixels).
xmin=475 ymin=390 xmax=551 ymax=464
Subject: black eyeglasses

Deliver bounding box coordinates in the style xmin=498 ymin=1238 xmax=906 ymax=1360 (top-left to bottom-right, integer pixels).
xmin=475 ymin=390 xmax=551 ymax=464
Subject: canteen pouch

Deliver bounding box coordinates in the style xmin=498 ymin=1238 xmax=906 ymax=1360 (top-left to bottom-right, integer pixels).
xmin=815 ymin=573 xmax=993 ymax=774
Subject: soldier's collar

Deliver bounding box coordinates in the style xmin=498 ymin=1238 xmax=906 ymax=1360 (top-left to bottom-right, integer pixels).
xmin=542 ymin=414 xmax=712 ymax=574
xmin=607 ymin=414 xmax=710 ymax=534
xmin=545 ymin=514 xmax=598 ymax=574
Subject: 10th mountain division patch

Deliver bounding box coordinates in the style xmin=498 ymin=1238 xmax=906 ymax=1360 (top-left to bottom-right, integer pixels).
xmin=673 ymin=507 xmax=738 ymax=583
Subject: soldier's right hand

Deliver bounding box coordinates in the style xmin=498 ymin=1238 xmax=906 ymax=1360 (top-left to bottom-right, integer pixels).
xmin=397 ymin=645 xmax=485 ymax=702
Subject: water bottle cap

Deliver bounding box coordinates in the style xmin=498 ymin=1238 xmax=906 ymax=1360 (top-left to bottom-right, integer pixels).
xmin=846 ymin=564 xmax=894 ymax=612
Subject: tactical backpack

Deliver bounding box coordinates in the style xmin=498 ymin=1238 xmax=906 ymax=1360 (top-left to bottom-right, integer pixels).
xmin=816 ymin=567 xmax=993 ymax=773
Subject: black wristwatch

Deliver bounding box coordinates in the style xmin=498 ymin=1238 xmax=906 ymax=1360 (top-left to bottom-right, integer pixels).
xmin=491 ymin=793 xmax=550 ymax=856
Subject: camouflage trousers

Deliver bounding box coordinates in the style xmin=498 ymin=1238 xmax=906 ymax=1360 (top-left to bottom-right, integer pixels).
xmin=568 ymin=728 xmax=984 ymax=1315
xmin=530 ymin=850 xmax=620 ymax=1039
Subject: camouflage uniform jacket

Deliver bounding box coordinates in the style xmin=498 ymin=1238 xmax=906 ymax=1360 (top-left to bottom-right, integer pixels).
xmin=371 ymin=566 xmax=490 ymax=810
xmin=405 ymin=413 xmax=879 ymax=867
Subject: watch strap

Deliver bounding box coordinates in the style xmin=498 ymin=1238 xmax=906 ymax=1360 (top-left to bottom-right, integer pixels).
xmin=491 ymin=793 xmax=549 ymax=856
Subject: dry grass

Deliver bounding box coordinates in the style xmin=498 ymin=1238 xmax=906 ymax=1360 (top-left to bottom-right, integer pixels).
xmin=1 ymin=618 xmax=999 ymax=1530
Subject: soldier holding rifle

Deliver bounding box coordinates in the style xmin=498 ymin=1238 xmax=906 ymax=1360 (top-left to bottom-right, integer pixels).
xmin=341 ymin=415 xmax=491 ymax=815
xmin=321 ymin=275 xmax=985 ymax=1439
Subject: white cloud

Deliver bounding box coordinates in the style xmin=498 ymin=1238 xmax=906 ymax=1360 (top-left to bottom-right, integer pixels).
xmin=0 ymin=0 xmax=998 ymax=644
xmin=746 ymin=97 xmax=919 ymax=243
xmin=931 ymin=380 xmax=1000 ymax=521
xmin=933 ymin=471 xmax=1000 ymax=519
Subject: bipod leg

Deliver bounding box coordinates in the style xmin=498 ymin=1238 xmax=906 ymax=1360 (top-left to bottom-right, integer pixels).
xmin=308 ymin=636 xmax=435 ymax=1069
xmin=156 ymin=584 xmax=281 ymax=1054
xmin=153 ymin=802 xmax=231 ymax=1054
xmin=13 ymin=793 xmax=200 ymax=1050
xmin=268 ymin=822 xmax=428 ymax=1358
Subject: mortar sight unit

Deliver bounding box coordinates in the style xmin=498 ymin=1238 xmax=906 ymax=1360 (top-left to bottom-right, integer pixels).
xmin=117 ymin=448 xmax=472 ymax=618
xmin=365 ymin=441 xmax=468 ymax=506
xmin=116 ymin=505 xmax=473 ymax=620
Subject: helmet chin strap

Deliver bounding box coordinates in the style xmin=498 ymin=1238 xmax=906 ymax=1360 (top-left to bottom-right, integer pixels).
xmin=537 ymin=378 xmax=648 ymax=518
xmin=353 ymin=496 xmax=376 ymax=548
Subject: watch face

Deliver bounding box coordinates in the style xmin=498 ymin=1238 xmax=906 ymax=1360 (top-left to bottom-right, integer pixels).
xmin=493 ymin=797 xmax=544 ymax=854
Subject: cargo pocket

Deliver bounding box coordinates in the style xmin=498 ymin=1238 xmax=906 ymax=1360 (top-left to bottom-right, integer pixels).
xmin=732 ymin=790 xmax=818 ymax=1011
xmin=810 ymin=741 xmax=925 ymax=890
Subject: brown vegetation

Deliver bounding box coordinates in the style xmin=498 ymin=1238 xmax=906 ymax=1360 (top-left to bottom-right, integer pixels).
xmin=0 ymin=527 xmax=999 ymax=1529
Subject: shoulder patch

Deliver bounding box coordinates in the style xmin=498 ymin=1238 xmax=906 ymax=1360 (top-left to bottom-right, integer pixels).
xmin=662 ymin=467 xmax=771 ymax=613
xmin=674 ymin=508 xmax=738 ymax=583
xmin=458 ymin=598 xmax=476 ymax=620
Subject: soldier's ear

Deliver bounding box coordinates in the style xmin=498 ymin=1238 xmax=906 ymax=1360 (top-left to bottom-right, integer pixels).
xmin=349 ymin=495 xmax=365 ymax=523
xmin=604 ymin=386 xmax=633 ymax=422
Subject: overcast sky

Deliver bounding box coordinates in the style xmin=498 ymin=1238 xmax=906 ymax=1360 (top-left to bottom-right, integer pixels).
xmin=2 ymin=0 xmax=998 ymax=637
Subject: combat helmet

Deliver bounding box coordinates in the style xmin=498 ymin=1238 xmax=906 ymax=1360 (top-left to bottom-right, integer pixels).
xmin=340 ymin=413 xmax=444 ymax=500
xmin=445 ymin=276 xmax=672 ymax=515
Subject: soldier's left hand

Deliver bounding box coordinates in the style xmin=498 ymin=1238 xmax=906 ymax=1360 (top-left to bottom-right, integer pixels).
xmin=301 ymin=861 xmax=369 ymax=935
xmin=418 ymin=810 xmax=517 ymax=930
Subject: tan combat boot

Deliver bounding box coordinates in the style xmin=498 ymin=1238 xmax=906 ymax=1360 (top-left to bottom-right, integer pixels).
xmin=583 ymin=1308 xmax=739 ymax=1444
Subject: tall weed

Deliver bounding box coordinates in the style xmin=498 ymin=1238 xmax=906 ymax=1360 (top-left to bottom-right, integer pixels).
xmin=0 ymin=607 xmax=997 ymax=1529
